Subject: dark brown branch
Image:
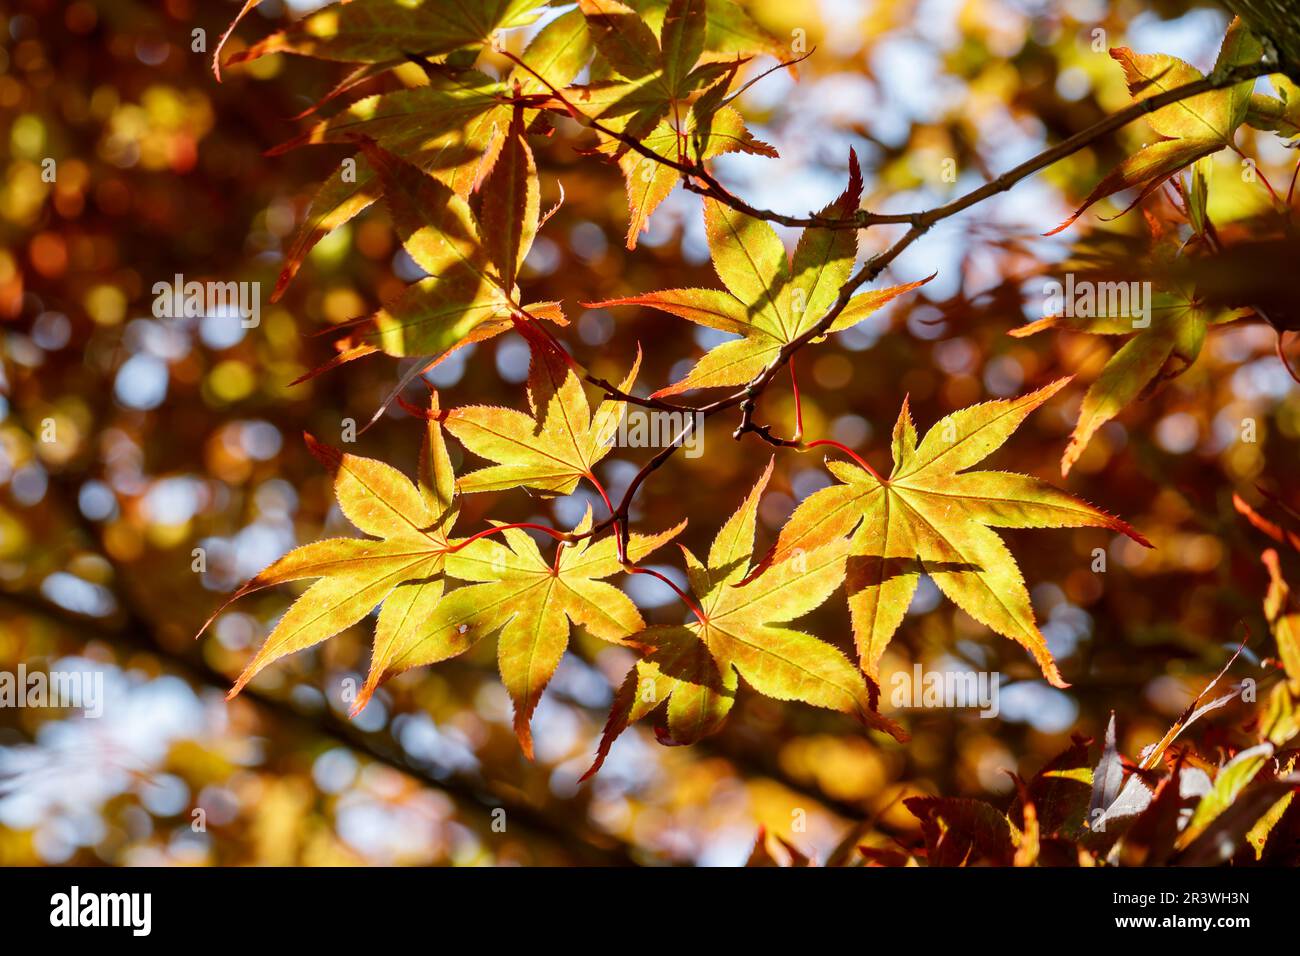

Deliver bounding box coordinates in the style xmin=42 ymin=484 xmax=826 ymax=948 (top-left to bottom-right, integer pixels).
xmin=522 ymin=51 xmax=1273 ymax=235
xmin=0 ymin=588 xmax=643 ymax=866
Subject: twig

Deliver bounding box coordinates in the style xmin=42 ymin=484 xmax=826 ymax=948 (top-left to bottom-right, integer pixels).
xmin=499 ymin=48 xmax=912 ymax=231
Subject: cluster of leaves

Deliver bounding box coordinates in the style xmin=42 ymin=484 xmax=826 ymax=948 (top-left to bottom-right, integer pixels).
xmin=1020 ymin=16 xmax=1300 ymax=474
xmin=1046 ymin=18 xmax=1262 ymax=237
xmin=903 ymin=604 xmax=1300 ymax=868
xmin=751 ymin=492 xmax=1300 ymax=867
xmin=755 ymin=709 xmax=1300 ymax=867
xmin=205 ymin=342 xmax=1148 ymax=771
xmin=209 ymin=0 xmax=953 ymax=767
xmin=205 ymin=0 xmax=1300 ymax=812
xmin=588 ymin=158 xmax=931 ymax=396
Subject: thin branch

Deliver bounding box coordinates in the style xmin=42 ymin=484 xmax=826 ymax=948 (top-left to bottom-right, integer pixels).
xmin=500 ymin=48 xmax=911 ymax=231
xmin=718 ymin=48 xmax=816 ymax=110
xmin=518 ymin=51 xmax=1271 ymax=234
xmin=1 ymin=589 xmax=642 ymax=866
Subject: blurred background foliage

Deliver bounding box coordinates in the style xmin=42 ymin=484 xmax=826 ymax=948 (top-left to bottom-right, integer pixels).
xmin=0 ymin=0 xmax=1297 ymax=865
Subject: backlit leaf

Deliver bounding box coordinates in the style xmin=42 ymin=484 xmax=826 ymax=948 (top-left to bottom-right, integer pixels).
xmin=225 ymin=0 xmax=545 ymax=68
xmin=587 ymin=459 xmax=906 ymax=774
xmin=445 ymin=339 xmax=636 ymax=495
xmin=764 ymin=382 xmax=1150 ymax=684
xmin=590 ymin=166 xmax=931 ymax=396
xmin=198 ymin=393 xmax=463 ymax=706
xmin=377 ymin=510 xmax=684 ymax=757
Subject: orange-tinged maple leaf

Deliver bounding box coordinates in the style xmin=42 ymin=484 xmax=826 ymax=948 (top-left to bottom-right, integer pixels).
xmin=444 ymin=334 xmax=639 ymax=496
xmin=1047 ymin=18 xmax=1261 ymax=236
xmin=198 ymin=392 xmax=464 ymax=704
xmin=761 ymin=380 xmax=1152 ymax=687
xmin=470 ymin=113 xmax=540 ymax=290
xmin=1235 ymin=491 xmax=1300 ymax=554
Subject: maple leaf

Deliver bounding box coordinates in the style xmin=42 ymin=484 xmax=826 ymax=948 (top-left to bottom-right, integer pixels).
xmin=602 ymin=102 xmax=777 ymax=248
xmin=371 ymin=510 xmax=684 ymax=757
xmin=570 ymin=54 xmax=777 ymax=246
xmin=588 ymin=154 xmax=931 ymax=396
xmin=507 ymin=8 xmax=598 ymax=97
xmin=1010 ymin=735 xmax=1093 ymax=840
xmin=567 ymin=0 xmax=773 ymax=163
xmin=578 ymin=0 xmax=701 ymax=94
xmin=1177 ymin=743 xmax=1273 ymax=851
xmin=212 ymin=0 xmax=263 ymax=81
xmin=444 ymin=331 xmax=638 ymax=496
xmin=1256 ymin=544 xmax=1300 ymax=748
xmin=1047 ymin=17 xmax=1261 ymax=235
xmin=1263 ymin=549 xmax=1300 ymax=690
xmin=272 ymin=157 xmax=383 ymax=304
xmin=1235 ymin=490 xmax=1300 ymax=555
xmin=1245 ymin=74 xmax=1300 ymax=140
xmin=757 ymin=380 xmax=1151 ymax=687
xmin=268 ymin=76 xmax=512 ymax=301
xmin=197 ymin=392 xmax=464 ymax=703
xmin=625 ymin=0 xmax=788 ymax=66
xmin=288 ymin=140 xmax=566 ymax=415
xmin=905 ymin=796 xmax=1017 ymax=866
xmin=1011 ymin=221 xmax=1245 ymax=475
xmin=269 ymin=14 xmax=592 ymax=301
xmin=223 ymin=0 xmax=546 ymax=70
xmin=584 ymin=459 xmax=907 ymax=778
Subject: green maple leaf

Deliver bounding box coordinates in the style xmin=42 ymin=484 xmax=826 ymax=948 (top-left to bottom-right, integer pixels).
xmin=569 ymin=0 xmax=765 ymax=152
xmin=1048 ymin=17 xmax=1261 ymax=235
xmin=1245 ymin=74 xmax=1300 ymax=140
xmin=585 ymin=459 xmax=908 ymax=778
xmin=224 ymin=0 xmax=546 ymax=68
xmin=1259 ymin=549 xmax=1300 ymax=748
xmin=579 ymin=0 xmax=703 ymax=95
xmin=758 ymin=381 xmax=1151 ymax=686
xmin=624 ymin=0 xmax=788 ymax=66
xmin=589 ymin=155 xmax=930 ymax=396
